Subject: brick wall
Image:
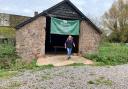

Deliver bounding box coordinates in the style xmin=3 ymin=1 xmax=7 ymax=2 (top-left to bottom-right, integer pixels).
xmin=79 ymin=20 xmax=101 ymax=54
xmin=16 ymin=16 xmax=46 ymax=60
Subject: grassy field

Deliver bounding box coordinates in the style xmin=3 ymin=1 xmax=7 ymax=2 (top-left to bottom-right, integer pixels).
xmin=0 ymin=42 xmax=128 ymax=73
xmin=0 ymin=70 xmax=18 ymax=79
xmin=0 ymin=26 xmax=15 ymax=38
xmin=85 ymin=43 xmax=128 ymax=65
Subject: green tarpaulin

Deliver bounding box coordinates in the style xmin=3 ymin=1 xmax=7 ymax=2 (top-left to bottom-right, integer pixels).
xmin=50 ymin=17 xmax=79 ymax=35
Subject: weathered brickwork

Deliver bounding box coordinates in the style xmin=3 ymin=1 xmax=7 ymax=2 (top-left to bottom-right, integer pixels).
xmin=79 ymin=21 xmax=101 ymax=54
xmin=16 ymin=16 xmax=46 ymax=60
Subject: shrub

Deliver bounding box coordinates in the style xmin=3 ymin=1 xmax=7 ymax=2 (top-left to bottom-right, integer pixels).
xmin=0 ymin=44 xmax=54 ymax=70
xmin=0 ymin=44 xmax=18 ymax=69
xmin=10 ymin=59 xmax=54 ymax=71
xmin=85 ymin=43 xmax=128 ymax=65
xmin=10 ymin=59 xmax=38 ymax=70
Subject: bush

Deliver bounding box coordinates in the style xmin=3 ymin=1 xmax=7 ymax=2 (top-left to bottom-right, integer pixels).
xmin=0 ymin=44 xmax=18 ymax=69
xmin=10 ymin=59 xmax=37 ymax=70
xmin=10 ymin=59 xmax=54 ymax=71
xmin=85 ymin=43 xmax=128 ymax=65
xmin=0 ymin=44 xmax=54 ymax=70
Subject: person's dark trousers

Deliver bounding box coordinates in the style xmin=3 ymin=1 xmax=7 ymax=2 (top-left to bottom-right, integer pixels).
xmin=67 ymin=48 xmax=72 ymax=59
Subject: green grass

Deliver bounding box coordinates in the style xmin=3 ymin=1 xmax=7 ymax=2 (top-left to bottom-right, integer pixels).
xmin=0 ymin=64 xmax=54 ymax=79
xmin=0 ymin=26 xmax=15 ymax=38
xmin=85 ymin=42 xmax=128 ymax=65
xmin=0 ymin=44 xmax=18 ymax=69
xmin=0 ymin=44 xmax=16 ymax=58
xmin=66 ymin=63 xmax=86 ymax=66
xmin=33 ymin=64 xmax=54 ymax=71
xmin=0 ymin=70 xmax=18 ymax=79
xmin=11 ymin=58 xmax=54 ymax=71
xmin=87 ymin=77 xmax=112 ymax=86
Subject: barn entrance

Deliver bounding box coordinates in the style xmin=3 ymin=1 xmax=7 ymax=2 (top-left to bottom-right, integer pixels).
xmin=45 ymin=16 xmax=79 ymax=54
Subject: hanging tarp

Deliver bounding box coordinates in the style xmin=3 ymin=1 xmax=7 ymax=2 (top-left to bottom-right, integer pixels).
xmin=50 ymin=17 xmax=79 ymax=35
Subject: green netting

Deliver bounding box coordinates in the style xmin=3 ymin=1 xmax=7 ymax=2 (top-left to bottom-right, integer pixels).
xmin=50 ymin=17 xmax=79 ymax=35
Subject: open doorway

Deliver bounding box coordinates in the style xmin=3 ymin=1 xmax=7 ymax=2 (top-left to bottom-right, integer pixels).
xmin=45 ymin=16 xmax=79 ymax=54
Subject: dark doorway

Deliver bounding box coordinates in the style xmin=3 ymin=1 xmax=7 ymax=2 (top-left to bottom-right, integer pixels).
xmin=45 ymin=16 xmax=79 ymax=54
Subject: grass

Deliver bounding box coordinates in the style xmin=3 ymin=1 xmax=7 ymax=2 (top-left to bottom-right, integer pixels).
xmin=66 ymin=63 xmax=86 ymax=66
xmin=33 ymin=64 xmax=54 ymax=71
xmin=0 ymin=70 xmax=18 ymax=79
xmin=10 ymin=58 xmax=54 ymax=71
xmin=87 ymin=77 xmax=112 ymax=86
xmin=0 ymin=26 xmax=15 ymax=38
xmin=0 ymin=43 xmax=54 ymax=71
xmin=85 ymin=42 xmax=128 ymax=65
xmin=0 ymin=44 xmax=18 ymax=69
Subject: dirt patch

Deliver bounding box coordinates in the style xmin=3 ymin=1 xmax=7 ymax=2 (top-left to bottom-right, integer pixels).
xmin=37 ymin=55 xmax=93 ymax=66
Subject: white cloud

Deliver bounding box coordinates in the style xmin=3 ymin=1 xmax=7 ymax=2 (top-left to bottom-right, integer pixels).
xmin=22 ymin=9 xmax=32 ymax=13
xmin=2 ymin=7 xmax=10 ymax=11
xmin=0 ymin=0 xmax=116 ymax=18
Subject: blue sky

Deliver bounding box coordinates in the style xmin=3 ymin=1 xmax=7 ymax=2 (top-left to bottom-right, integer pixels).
xmin=0 ymin=0 xmax=116 ymax=18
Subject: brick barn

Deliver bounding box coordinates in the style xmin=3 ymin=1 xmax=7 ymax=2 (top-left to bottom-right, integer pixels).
xmin=16 ymin=0 xmax=102 ymax=60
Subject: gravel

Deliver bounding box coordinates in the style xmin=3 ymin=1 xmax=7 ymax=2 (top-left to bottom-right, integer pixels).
xmin=0 ymin=64 xmax=128 ymax=89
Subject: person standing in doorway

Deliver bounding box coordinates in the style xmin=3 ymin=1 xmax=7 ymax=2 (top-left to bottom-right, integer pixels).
xmin=65 ymin=35 xmax=75 ymax=59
